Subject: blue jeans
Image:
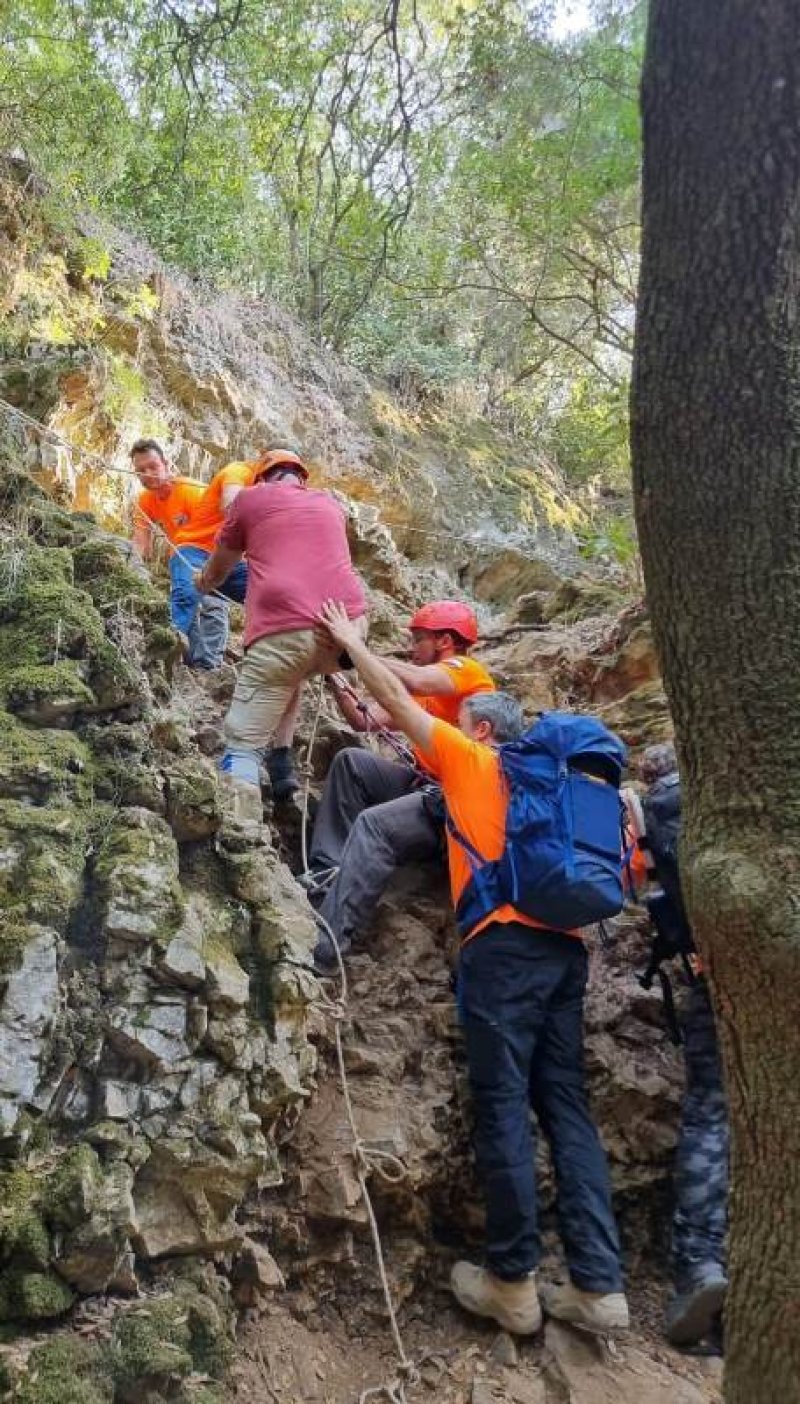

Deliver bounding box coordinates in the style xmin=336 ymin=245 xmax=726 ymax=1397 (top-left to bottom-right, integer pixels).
xmin=459 ymin=921 xmax=623 ymax=1289
xmin=169 ymin=546 xmax=248 ymax=670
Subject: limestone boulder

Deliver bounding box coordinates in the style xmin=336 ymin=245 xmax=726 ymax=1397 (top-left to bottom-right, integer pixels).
xmin=0 ymin=926 xmax=60 ymax=1140
xmin=95 ymin=807 xmax=183 ymax=951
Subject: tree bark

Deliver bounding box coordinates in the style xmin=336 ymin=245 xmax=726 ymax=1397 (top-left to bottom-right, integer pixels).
xmin=631 ymin=5 xmax=800 ymax=1400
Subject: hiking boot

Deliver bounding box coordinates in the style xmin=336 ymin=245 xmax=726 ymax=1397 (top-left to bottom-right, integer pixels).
xmin=265 ymin=746 xmax=300 ymax=802
xmin=450 ymin=1262 xmax=542 ymax=1336
xmin=665 ymin=1273 xmax=727 ymax=1347
xmin=539 ymin=1280 xmax=629 ymax=1334
xmin=312 ymin=921 xmax=350 ymax=976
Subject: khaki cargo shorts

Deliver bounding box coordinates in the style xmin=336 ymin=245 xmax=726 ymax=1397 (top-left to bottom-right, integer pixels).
xmin=223 ymin=619 xmax=367 ymax=750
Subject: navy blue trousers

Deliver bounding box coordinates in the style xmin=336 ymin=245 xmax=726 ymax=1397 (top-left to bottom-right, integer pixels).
xmin=459 ymin=921 xmax=623 ymax=1290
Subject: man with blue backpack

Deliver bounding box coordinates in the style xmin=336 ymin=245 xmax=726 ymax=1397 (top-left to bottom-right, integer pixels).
xmin=316 ymin=600 xmax=629 ymax=1337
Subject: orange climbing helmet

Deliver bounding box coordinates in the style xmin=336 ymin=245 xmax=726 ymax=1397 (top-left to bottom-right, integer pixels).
xmin=409 ymin=600 xmax=479 ymax=646
xmin=253 ymin=449 xmax=308 ymax=482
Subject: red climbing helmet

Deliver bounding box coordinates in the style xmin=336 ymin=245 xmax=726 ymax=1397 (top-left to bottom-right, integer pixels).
xmin=408 ymin=601 xmax=479 ymax=646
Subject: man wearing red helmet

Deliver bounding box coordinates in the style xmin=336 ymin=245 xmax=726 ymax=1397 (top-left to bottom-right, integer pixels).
xmin=305 ymin=598 xmax=495 ymax=970
xmin=194 ymin=448 xmax=366 ymax=810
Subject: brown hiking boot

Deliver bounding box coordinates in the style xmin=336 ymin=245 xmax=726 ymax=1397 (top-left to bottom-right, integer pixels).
xmin=539 ymin=1280 xmax=629 ymax=1334
xmin=450 ymin=1262 xmax=542 ymax=1335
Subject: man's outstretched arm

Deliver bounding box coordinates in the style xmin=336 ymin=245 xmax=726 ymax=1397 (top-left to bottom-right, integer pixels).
xmin=380 ymin=656 xmax=458 ymax=696
xmin=319 ymin=601 xmax=435 ymax=753
xmin=195 ymin=544 xmax=242 ymax=593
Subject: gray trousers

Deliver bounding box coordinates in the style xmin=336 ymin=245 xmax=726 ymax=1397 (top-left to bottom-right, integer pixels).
xmin=672 ymin=977 xmax=729 ymax=1292
xmin=309 ymin=748 xmax=442 ymax=943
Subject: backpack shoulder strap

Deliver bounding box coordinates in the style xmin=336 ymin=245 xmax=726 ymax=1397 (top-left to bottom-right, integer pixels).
xmin=444 ymin=813 xmax=485 ymax=871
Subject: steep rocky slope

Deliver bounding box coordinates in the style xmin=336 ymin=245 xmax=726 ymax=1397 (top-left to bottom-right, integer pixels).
xmin=0 ymin=455 xmax=716 ymax=1403
xmin=0 ymin=173 xmax=716 ymax=1404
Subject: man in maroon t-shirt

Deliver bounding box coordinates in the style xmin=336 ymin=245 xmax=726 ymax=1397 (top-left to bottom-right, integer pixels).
xmin=195 ymin=449 xmax=366 ymax=805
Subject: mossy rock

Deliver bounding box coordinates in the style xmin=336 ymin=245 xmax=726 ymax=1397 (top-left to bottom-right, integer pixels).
xmin=543 ymin=575 xmax=628 ymax=623
xmin=0 ymin=1267 xmax=74 ymax=1322
xmin=109 ymin=1277 xmax=232 ymax=1400
xmin=15 ymin=1334 xmax=113 ymax=1404
xmin=109 ymin=1297 xmax=195 ymax=1395
xmin=0 ymin=1351 xmax=16 ymax=1394
xmin=0 ymin=542 xmax=144 ymax=720
xmin=4 ymin=661 xmax=95 ymax=727
xmin=0 ymin=1169 xmax=48 ymax=1265
xmin=0 ymin=713 xmax=90 ymax=803
xmin=92 ymin=755 xmax=165 ymax=812
xmin=45 ymin=1144 xmax=102 ymax=1231
xmin=94 ymin=808 xmax=183 ymax=947
xmin=27 ymin=501 xmax=98 ymax=550
xmin=0 ymin=799 xmax=87 ymax=934
xmin=0 ymin=1206 xmax=50 ymax=1271
xmin=164 ymin=757 xmax=222 ymax=842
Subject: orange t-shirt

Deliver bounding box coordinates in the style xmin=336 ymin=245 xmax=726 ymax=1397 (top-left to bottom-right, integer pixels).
xmin=414 ymin=656 xmax=495 ymax=770
xmin=420 ymin=718 xmax=575 ymax=943
xmin=136 ymin=478 xmax=206 ymax=546
xmin=173 ymin=460 xmax=257 ymax=551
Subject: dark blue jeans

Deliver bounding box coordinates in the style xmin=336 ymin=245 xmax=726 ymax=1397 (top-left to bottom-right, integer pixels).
xmin=169 ymin=545 xmax=248 ymax=669
xmin=459 ymin=921 xmax=623 ymax=1290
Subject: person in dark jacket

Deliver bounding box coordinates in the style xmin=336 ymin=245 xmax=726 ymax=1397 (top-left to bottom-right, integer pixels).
xmin=639 ymin=742 xmax=729 ymax=1347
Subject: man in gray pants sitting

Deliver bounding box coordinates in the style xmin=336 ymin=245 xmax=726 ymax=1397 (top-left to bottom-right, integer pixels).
xmin=306 ymin=601 xmax=495 ymax=970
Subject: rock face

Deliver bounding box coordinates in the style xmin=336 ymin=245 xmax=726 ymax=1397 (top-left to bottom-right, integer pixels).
xmin=0 ymin=470 xmax=318 ymax=1319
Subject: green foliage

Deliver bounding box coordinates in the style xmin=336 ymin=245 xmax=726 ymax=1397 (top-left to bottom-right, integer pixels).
xmin=1 ymin=0 xmax=644 ymax=488
xmin=577 ymin=511 xmax=642 ymax=586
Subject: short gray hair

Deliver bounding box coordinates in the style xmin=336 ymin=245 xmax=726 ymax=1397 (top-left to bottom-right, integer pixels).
xmin=462 ymin=691 xmax=524 ymax=743
xmin=640 ymin=741 xmax=677 ymax=784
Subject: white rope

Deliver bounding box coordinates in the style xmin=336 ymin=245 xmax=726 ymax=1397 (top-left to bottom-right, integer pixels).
xmin=298 ymin=700 xmax=421 ymax=1403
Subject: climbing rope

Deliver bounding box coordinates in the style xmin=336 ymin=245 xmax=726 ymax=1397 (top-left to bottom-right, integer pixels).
xmin=313 ymin=905 xmax=420 ymax=1404
xmin=298 ymin=692 xmax=421 ymax=1404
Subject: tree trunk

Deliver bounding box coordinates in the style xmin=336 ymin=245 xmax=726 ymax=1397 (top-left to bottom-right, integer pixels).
xmin=631 ymin=5 xmax=800 ymax=1400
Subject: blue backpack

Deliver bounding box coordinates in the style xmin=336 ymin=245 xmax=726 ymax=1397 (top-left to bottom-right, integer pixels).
xmin=447 ymin=711 xmax=627 ymax=937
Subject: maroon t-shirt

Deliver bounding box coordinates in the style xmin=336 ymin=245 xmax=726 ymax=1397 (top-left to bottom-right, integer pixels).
xmin=218 ymin=480 xmax=366 ymax=648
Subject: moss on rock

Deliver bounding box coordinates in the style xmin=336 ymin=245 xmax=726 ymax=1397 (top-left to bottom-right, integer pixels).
xmin=0 ymin=712 xmax=90 ymax=803
xmin=109 ymin=1278 xmax=233 ymax=1399
xmin=543 ymin=574 xmax=628 ymax=623
xmin=0 ymin=799 xmax=86 ymax=933
xmin=0 ymin=541 xmax=143 ymax=720
xmin=110 ymin=1296 xmax=194 ymax=1393
xmin=4 ymin=662 xmax=95 ymax=726
xmin=45 ymin=1144 xmax=102 ymax=1231
xmin=15 ymin=1334 xmax=113 ymax=1404
xmin=0 ymin=1267 xmax=74 ymax=1322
